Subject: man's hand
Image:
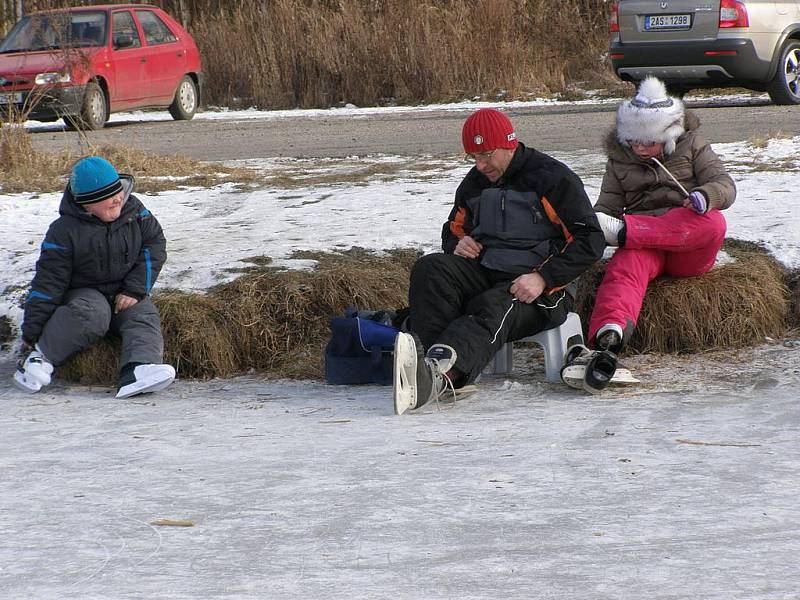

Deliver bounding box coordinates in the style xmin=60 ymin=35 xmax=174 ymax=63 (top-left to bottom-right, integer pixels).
xmin=453 ymin=235 xmax=483 ymax=259
xmin=114 ymin=293 xmax=139 ymax=314
xmin=509 ymin=272 xmax=547 ymax=304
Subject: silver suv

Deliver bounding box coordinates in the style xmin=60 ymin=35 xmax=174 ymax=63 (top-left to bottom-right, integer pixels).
xmin=609 ymin=0 xmax=800 ymax=104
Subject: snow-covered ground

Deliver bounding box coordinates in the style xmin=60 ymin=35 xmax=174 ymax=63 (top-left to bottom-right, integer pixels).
xmin=1 ymin=100 xmax=798 ymax=599
xmin=1 ymin=130 xmax=798 ymax=328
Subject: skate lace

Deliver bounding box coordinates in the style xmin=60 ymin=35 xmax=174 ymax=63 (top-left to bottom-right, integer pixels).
xmin=428 ymin=359 xmax=457 ymax=411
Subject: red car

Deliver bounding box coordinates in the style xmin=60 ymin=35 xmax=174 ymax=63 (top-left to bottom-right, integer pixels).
xmin=0 ymin=4 xmax=203 ymax=129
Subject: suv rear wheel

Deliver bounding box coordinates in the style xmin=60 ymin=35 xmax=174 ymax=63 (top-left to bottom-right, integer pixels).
xmin=767 ymin=40 xmax=800 ymax=106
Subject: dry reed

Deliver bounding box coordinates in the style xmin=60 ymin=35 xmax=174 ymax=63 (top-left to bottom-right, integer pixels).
xmin=190 ymin=0 xmax=612 ymax=108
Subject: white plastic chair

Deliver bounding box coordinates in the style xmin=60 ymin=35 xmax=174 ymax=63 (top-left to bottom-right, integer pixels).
xmin=486 ymin=312 xmax=584 ymax=382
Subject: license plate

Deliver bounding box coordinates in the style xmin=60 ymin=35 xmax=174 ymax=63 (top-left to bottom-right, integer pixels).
xmin=0 ymin=92 xmax=23 ymax=105
xmin=645 ymin=13 xmax=691 ymax=30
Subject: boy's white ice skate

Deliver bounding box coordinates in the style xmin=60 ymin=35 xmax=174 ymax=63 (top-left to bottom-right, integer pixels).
xmin=13 ymin=349 xmax=54 ymax=393
xmin=116 ymin=363 xmax=176 ymax=399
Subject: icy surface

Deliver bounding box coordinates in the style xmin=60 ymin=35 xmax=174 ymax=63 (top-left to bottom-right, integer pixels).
xmin=0 ymin=345 xmax=798 ymax=599
xmin=1 ymin=101 xmax=798 ymax=599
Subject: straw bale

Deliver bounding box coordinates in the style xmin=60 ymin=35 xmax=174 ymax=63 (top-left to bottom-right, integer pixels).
xmin=575 ymin=239 xmax=790 ymax=354
xmin=214 ymin=248 xmax=416 ymax=378
xmin=59 ymin=248 xmax=417 ymax=384
xmin=786 ymin=267 xmax=800 ymax=326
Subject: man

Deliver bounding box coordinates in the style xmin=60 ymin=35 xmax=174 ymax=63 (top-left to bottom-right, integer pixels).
xmin=393 ymin=108 xmax=605 ymax=414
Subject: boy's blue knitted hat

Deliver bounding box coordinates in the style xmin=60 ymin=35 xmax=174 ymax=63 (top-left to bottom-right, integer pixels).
xmin=69 ymin=156 xmax=123 ymax=205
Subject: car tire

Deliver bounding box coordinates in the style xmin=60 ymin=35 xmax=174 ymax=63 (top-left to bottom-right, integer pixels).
xmin=64 ymin=82 xmax=108 ymax=130
xmin=169 ymin=76 xmax=198 ymax=121
xmin=766 ymin=40 xmax=800 ymax=105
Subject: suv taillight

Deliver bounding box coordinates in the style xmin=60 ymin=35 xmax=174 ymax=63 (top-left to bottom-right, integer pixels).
xmin=608 ymin=2 xmax=619 ymax=33
xmin=719 ymin=0 xmax=749 ymax=28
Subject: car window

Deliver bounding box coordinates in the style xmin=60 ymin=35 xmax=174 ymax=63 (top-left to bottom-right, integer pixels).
xmin=0 ymin=11 xmax=106 ymax=53
xmin=135 ymin=10 xmax=177 ymax=46
xmin=112 ymin=11 xmax=142 ymax=50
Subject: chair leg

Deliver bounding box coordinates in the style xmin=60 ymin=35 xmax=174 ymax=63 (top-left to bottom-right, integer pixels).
xmin=488 ymin=342 xmax=513 ymax=375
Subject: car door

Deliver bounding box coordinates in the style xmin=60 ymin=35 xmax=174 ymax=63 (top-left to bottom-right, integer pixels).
xmin=133 ymin=9 xmax=186 ymax=104
xmin=109 ymin=9 xmax=148 ymax=107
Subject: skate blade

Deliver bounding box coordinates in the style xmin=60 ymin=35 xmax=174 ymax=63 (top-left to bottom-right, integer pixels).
xmin=455 ymin=384 xmax=478 ymax=397
xmin=561 ymin=364 xmax=639 ymax=389
xmin=393 ymin=333 xmax=417 ymax=415
xmin=116 ymin=373 xmax=175 ymax=399
xmin=435 ymin=384 xmax=478 ymax=405
xmin=13 ymin=370 xmax=42 ymax=393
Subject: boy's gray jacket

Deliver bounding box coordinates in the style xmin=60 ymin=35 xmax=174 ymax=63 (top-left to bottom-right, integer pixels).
xmin=21 ymin=176 xmax=167 ymax=345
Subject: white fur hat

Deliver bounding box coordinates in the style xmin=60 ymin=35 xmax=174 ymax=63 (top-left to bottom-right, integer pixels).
xmin=616 ymin=77 xmax=685 ymax=155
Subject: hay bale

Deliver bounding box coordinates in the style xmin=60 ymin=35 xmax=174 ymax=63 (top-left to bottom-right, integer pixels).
xmin=215 ymin=248 xmax=416 ymax=378
xmin=157 ymin=290 xmax=241 ymax=379
xmin=60 ymin=248 xmax=418 ymax=384
xmin=58 ymin=290 xmax=239 ymax=384
xmin=575 ymin=239 xmax=790 ymax=354
xmin=57 ymin=338 xmax=119 ymax=385
xmin=786 ymin=267 xmax=800 ymax=327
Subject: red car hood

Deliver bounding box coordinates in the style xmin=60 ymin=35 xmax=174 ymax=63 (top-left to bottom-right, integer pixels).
xmin=0 ymin=48 xmax=101 ymax=78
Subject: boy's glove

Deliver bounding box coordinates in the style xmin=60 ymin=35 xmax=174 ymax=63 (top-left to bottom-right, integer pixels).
xmin=687 ymin=191 xmax=708 ymax=214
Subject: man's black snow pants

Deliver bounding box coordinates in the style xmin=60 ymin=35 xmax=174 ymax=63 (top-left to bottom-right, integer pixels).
xmin=408 ymin=253 xmax=570 ymax=384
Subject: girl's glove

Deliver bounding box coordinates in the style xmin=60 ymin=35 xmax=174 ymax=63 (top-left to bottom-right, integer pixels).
xmin=687 ymin=191 xmax=708 ymax=214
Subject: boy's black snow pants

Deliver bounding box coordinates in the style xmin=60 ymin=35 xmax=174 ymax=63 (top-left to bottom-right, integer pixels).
xmin=408 ymin=253 xmax=570 ymax=384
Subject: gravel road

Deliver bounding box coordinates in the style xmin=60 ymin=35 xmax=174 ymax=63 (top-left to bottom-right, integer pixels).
xmin=28 ymin=98 xmax=797 ymax=161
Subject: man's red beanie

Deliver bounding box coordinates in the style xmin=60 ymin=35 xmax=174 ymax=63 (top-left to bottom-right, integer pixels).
xmin=462 ymin=108 xmax=518 ymax=154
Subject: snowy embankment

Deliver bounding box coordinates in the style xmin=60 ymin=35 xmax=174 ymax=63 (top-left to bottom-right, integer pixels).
xmin=1 ymin=129 xmax=798 ymax=337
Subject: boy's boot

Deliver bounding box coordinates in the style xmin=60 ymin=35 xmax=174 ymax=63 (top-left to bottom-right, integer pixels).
xmin=13 ymin=346 xmax=54 ymax=393
xmin=116 ymin=362 xmax=176 ymax=399
xmin=393 ymin=333 xmax=457 ymax=415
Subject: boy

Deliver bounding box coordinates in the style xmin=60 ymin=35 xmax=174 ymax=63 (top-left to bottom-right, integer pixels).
xmin=14 ymin=156 xmax=175 ymax=398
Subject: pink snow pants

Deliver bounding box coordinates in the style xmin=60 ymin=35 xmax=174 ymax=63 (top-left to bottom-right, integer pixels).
xmin=588 ymin=207 xmax=727 ymax=344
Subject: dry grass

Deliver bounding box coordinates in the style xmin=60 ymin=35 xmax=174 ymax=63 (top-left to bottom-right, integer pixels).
xmin=786 ymin=268 xmax=800 ymax=325
xmin=575 ymin=239 xmax=790 ymax=354
xmin=747 ymin=130 xmax=794 ymax=149
xmin=191 ymin=0 xmax=611 ymax=109
xmin=254 ymin=156 xmax=458 ymax=189
xmin=0 ymin=125 xmax=68 ymax=192
xmin=0 ymin=124 xmax=263 ymax=194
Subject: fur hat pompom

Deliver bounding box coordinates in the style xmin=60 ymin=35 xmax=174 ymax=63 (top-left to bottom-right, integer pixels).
xmin=616 ymin=77 xmax=685 ymax=155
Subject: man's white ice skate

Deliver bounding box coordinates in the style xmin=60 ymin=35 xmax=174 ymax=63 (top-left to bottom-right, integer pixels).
xmin=393 ymin=334 xmax=458 ymax=415
xmin=393 ymin=332 xmax=419 ymax=415
xmin=116 ymin=363 xmax=176 ymax=399
xmin=13 ymin=349 xmax=54 ymax=393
